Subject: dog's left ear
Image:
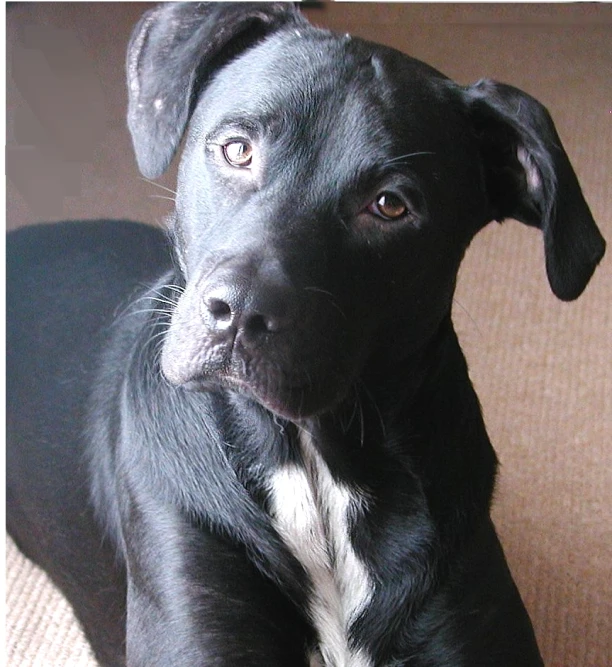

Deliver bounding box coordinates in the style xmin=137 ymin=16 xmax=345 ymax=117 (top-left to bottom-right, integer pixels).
xmin=127 ymin=2 xmax=303 ymax=180
xmin=463 ymin=79 xmax=605 ymax=301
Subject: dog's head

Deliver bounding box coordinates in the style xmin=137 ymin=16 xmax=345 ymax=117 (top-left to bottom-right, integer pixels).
xmin=127 ymin=3 xmax=604 ymax=420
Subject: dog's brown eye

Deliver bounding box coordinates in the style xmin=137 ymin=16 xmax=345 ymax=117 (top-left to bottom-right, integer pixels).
xmin=368 ymin=192 xmax=407 ymax=220
xmin=223 ymin=141 xmax=253 ymax=167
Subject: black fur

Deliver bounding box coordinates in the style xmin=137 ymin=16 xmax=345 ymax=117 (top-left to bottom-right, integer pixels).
xmin=7 ymin=4 xmax=605 ymax=666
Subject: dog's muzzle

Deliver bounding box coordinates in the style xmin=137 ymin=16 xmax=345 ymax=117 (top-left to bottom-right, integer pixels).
xmin=159 ymin=262 xmax=346 ymax=418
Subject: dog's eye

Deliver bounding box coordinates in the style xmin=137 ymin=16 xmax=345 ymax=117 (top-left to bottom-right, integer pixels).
xmin=222 ymin=141 xmax=253 ymax=167
xmin=367 ymin=192 xmax=407 ymax=221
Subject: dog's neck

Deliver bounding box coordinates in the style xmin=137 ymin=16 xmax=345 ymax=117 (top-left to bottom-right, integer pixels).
xmin=260 ymin=317 xmax=499 ymax=653
xmin=295 ymin=316 xmax=498 ymax=546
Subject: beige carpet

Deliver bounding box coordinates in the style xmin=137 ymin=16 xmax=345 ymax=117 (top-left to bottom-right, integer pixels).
xmin=6 ymin=3 xmax=611 ymax=665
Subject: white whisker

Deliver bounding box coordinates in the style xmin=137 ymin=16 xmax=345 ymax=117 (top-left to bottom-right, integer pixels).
xmin=139 ymin=177 xmax=177 ymax=196
xmin=127 ymin=308 xmax=173 ymax=318
xmin=149 ymin=194 xmax=176 ymax=202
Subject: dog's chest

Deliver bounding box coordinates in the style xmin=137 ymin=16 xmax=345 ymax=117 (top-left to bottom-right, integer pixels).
xmin=267 ymin=432 xmax=373 ymax=667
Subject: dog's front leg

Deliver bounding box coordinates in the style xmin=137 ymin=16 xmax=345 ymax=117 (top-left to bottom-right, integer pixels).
xmin=121 ymin=482 xmax=310 ymax=667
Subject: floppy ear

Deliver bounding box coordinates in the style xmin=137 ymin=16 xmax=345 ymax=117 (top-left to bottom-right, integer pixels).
xmin=463 ymin=79 xmax=605 ymax=301
xmin=127 ymin=2 xmax=303 ymax=179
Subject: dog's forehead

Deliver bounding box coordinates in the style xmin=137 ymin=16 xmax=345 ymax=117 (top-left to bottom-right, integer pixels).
xmin=193 ymin=27 xmax=457 ymax=147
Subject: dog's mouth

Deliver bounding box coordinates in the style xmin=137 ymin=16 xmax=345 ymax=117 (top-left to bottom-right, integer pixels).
xmin=165 ymin=350 xmax=349 ymax=421
xmin=181 ymin=373 xmax=315 ymax=419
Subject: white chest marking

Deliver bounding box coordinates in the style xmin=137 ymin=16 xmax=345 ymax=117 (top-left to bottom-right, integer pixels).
xmin=268 ymin=431 xmax=373 ymax=667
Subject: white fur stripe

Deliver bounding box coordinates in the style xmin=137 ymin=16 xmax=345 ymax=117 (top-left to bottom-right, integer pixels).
xmin=268 ymin=431 xmax=373 ymax=667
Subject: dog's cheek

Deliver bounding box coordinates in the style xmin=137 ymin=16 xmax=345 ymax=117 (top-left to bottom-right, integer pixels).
xmin=359 ymin=242 xmax=461 ymax=359
xmin=159 ymin=288 xmax=217 ymax=386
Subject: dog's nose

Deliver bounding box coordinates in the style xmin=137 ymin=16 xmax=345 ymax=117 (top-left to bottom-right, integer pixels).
xmin=203 ymin=283 xmax=288 ymax=342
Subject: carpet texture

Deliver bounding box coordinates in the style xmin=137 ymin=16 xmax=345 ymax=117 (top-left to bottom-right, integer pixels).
xmin=6 ymin=3 xmax=611 ymax=666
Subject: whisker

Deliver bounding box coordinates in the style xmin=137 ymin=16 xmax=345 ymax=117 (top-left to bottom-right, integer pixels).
xmin=303 ymin=286 xmax=348 ymax=321
xmin=148 ymin=284 xmax=183 ymax=297
xmin=147 ymin=328 xmax=172 ymax=343
xmin=146 ymin=285 xmax=184 ymax=310
xmin=126 ymin=308 xmax=173 ymax=318
xmin=358 ymin=395 xmax=365 ymax=448
xmin=139 ymin=177 xmax=177 ymax=196
xmin=296 ymin=423 xmax=317 ymax=443
xmin=358 ymin=381 xmax=387 ymax=439
xmin=384 ymin=151 xmax=435 ymax=166
xmin=148 ymin=194 xmax=176 ymax=202
xmin=162 ymin=284 xmax=186 ymax=294
xmin=452 ymin=298 xmax=482 ymax=336
xmin=149 ymin=295 xmax=178 ymax=308
xmin=303 ymin=286 xmax=333 ymax=297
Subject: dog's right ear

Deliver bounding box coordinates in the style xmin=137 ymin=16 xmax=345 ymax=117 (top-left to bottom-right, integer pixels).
xmin=127 ymin=2 xmax=303 ymax=179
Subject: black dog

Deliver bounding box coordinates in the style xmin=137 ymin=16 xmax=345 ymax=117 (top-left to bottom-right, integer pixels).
xmin=7 ymin=4 xmax=605 ymax=666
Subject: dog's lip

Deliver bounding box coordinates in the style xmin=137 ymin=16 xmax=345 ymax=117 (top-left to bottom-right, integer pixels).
xmin=177 ymin=370 xmax=307 ymax=411
xmin=174 ymin=369 xmax=340 ymax=420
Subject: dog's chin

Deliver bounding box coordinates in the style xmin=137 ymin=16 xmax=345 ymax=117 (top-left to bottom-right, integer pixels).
xmin=169 ymin=371 xmax=346 ymax=421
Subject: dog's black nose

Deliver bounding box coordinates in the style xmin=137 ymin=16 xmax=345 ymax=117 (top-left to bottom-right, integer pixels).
xmin=204 ymin=283 xmax=288 ymax=343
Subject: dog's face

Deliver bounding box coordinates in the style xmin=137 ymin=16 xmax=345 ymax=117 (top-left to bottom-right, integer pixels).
xmin=127 ymin=3 xmax=604 ymax=420
xmin=162 ymin=32 xmax=487 ymax=418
